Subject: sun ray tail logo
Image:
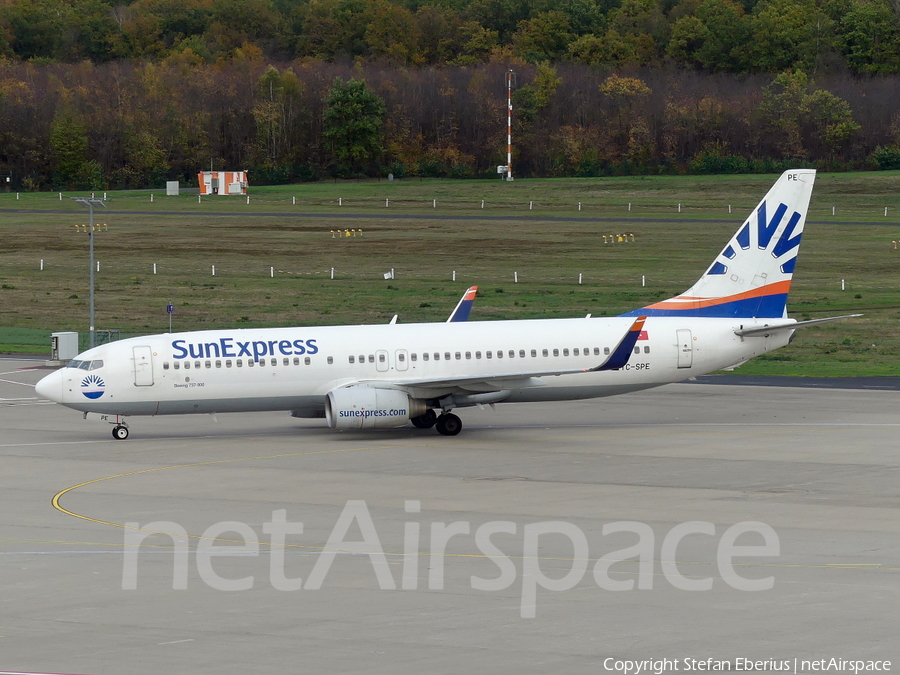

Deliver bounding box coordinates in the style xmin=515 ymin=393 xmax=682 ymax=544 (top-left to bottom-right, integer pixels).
xmin=81 ymin=374 xmax=105 ymax=399
xmin=707 ymin=200 xmax=803 ymax=278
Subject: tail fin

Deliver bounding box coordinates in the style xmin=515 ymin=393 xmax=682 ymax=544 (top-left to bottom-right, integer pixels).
xmin=623 ymin=170 xmax=816 ymax=319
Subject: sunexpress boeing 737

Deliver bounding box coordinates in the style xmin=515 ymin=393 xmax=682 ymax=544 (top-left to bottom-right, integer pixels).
xmin=36 ymin=170 xmax=856 ymax=439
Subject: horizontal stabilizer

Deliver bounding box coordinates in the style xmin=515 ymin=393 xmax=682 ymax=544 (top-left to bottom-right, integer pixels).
xmin=734 ymin=314 xmax=862 ymax=337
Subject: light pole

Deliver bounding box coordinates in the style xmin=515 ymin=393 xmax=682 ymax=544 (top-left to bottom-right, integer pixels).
xmin=74 ymin=197 xmax=105 ymax=349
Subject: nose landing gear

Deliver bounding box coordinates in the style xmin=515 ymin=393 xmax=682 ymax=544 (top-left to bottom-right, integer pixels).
xmin=112 ymin=425 xmax=130 ymax=440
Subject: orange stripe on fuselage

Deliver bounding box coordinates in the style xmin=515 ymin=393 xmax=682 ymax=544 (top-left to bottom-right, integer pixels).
xmin=643 ymin=280 xmax=792 ymax=311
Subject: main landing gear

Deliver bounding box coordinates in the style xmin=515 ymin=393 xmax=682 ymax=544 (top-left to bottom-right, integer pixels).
xmin=411 ymin=409 xmax=438 ymax=429
xmin=435 ymin=413 xmax=462 ymax=436
xmin=411 ymin=409 xmax=462 ymax=435
xmin=112 ymin=424 xmax=130 ymax=440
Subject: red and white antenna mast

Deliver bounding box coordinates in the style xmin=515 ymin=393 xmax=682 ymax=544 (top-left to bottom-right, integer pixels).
xmin=506 ymin=69 xmax=514 ymax=182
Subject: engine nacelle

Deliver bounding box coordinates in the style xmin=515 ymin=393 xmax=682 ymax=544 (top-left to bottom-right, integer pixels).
xmin=325 ymin=385 xmax=426 ymax=430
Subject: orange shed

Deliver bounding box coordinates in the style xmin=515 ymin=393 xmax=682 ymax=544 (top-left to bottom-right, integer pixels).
xmin=198 ymin=170 xmax=247 ymax=196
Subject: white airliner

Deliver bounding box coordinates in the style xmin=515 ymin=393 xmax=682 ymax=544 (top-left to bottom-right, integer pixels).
xmin=36 ymin=170 xmax=856 ymax=439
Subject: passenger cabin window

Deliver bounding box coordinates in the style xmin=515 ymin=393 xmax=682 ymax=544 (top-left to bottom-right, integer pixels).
xmin=205 ymin=360 xmax=211 ymax=368
xmin=444 ymin=352 xmax=451 ymax=361
xmin=163 ymin=362 xmax=169 ymax=370
xmin=486 ymin=351 xmax=492 ymax=359
xmin=573 ymin=348 xmax=580 ymax=356
xmin=293 ymin=357 xmax=299 ymax=365
xmin=604 ymin=347 xmax=610 ymax=355
xmin=531 ymin=349 xmax=537 ymax=357
xmin=411 ymin=353 xmax=417 ymax=362
xmin=216 ymin=360 xmax=222 ymax=368
xmin=594 ymin=347 xmax=600 ymax=356
xmin=423 ymin=353 xmax=429 ymax=361
xmin=173 ymin=361 xmax=180 ymax=370
xmin=398 ymin=353 xmax=405 ymax=362
xmin=327 ymin=356 xmax=334 ymax=364
xmin=542 ymin=349 xmax=549 ymax=357
xmin=283 ymin=358 xmax=289 ymax=366
xmin=455 ymin=352 xmax=461 ymax=360
xmin=226 ymin=360 xmax=233 ymax=367
xmin=475 ymin=351 xmax=482 ymax=359
xmin=644 ymin=346 xmax=650 ymax=354
xmin=379 ymin=354 xmax=386 ymax=363
xmin=237 ymin=359 xmax=243 ymax=367
xmin=633 ymin=347 xmax=640 ymax=354
xmin=304 ymin=357 xmax=311 ymax=365
xmin=553 ymin=349 xmax=559 ymax=357
xmin=359 ymin=355 xmax=365 ymax=363
xmin=563 ymin=348 xmax=569 ymax=357
xmin=271 ymin=358 xmax=277 ymax=366
xmin=584 ymin=347 xmax=589 ymax=355
xmin=368 ymin=355 xmax=375 ymax=363
xmin=184 ymin=362 xmax=191 ymax=369
xmin=247 ymin=360 xmax=254 ymax=367
xmin=508 ymin=350 xmax=514 ymax=358
xmin=349 ymin=356 xmax=355 ymax=364
xmin=194 ymin=361 xmax=201 ymax=369
xmin=497 ymin=350 xmax=503 ymax=359
xmin=519 ymin=349 xmax=525 ymax=358
xmin=465 ymin=352 xmax=471 ymax=360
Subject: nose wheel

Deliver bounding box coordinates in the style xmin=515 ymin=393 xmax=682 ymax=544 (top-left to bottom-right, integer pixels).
xmin=435 ymin=413 xmax=462 ymax=436
xmin=112 ymin=425 xmax=130 ymax=440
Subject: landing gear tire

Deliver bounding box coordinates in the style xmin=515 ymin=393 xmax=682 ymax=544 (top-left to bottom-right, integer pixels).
xmin=411 ymin=409 xmax=438 ymax=429
xmin=435 ymin=413 xmax=462 ymax=436
xmin=112 ymin=425 xmax=129 ymax=440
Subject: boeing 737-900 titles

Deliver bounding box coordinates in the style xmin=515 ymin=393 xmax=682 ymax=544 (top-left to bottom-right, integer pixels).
xmin=35 ymin=170 xmax=856 ymax=438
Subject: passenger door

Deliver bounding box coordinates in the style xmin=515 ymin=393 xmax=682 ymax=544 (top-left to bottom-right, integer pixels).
xmin=676 ymin=329 xmax=693 ymax=369
xmin=133 ymin=345 xmax=154 ymax=385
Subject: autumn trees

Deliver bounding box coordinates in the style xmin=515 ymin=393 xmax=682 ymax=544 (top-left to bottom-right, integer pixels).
xmin=0 ymin=0 xmax=899 ymax=76
xmin=2 ymin=55 xmax=896 ymax=190
xmin=0 ymin=0 xmax=897 ymax=187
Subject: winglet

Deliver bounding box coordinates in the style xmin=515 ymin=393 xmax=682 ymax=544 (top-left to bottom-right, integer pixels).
xmin=591 ymin=316 xmax=647 ymax=372
xmin=447 ymin=286 xmax=478 ymax=323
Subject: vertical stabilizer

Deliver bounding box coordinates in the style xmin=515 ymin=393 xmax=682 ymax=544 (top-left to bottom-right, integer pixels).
xmin=623 ymin=170 xmax=816 ymax=319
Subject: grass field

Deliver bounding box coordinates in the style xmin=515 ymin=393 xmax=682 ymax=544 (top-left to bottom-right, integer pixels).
xmin=1 ymin=171 xmax=899 ymax=376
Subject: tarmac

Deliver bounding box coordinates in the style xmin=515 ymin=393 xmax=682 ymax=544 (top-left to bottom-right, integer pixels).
xmin=1 ymin=355 xmax=898 ymax=674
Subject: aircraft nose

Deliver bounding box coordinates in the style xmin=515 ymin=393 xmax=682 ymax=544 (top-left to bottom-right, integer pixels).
xmin=35 ymin=369 xmax=63 ymax=403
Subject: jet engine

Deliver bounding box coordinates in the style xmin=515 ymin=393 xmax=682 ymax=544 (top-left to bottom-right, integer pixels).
xmin=325 ymin=384 xmax=427 ymax=430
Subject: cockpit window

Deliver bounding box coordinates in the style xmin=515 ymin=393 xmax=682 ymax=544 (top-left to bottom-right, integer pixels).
xmin=89 ymin=360 xmax=103 ymax=370
xmin=78 ymin=361 xmax=91 ymax=370
xmin=67 ymin=360 xmax=82 ymax=368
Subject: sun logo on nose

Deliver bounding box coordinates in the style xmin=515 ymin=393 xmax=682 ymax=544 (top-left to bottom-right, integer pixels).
xmin=81 ymin=374 xmax=105 ymax=399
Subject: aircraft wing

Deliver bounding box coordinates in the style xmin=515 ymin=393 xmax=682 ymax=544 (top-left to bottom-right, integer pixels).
xmin=447 ymin=286 xmax=478 ymax=322
xmin=377 ymin=316 xmax=647 ymax=393
xmin=734 ymin=314 xmax=861 ymax=337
